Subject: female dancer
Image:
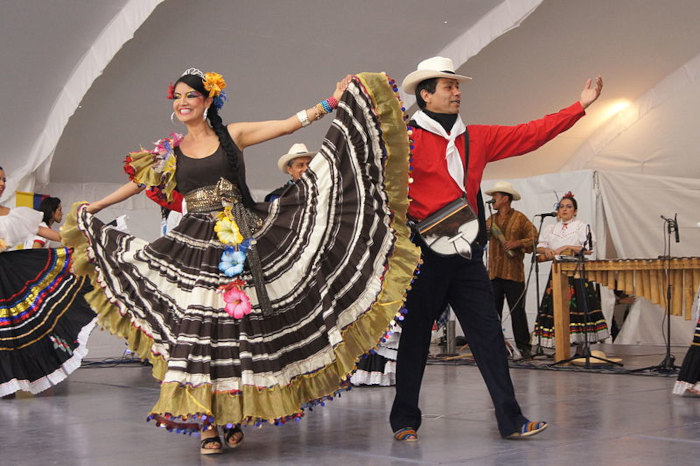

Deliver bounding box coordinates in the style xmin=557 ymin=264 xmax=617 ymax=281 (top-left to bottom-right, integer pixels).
xmin=0 ymin=166 xmax=96 ymax=397
xmin=673 ymin=288 xmax=700 ymax=396
xmin=25 ymin=196 xmax=63 ymax=248
xmin=532 ymin=192 xmax=609 ymax=349
xmin=61 ymin=69 xmax=419 ymax=454
xmin=351 ymin=320 xmax=401 ymax=386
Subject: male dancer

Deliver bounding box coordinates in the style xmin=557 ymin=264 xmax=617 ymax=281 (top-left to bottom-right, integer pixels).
xmin=390 ymin=56 xmax=602 ymax=440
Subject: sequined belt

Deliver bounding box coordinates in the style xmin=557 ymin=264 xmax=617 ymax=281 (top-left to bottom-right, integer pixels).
xmin=184 ymin=177 xmax=271 ymax=316
xmin=184 ymin=178 xmax=242 ymax=213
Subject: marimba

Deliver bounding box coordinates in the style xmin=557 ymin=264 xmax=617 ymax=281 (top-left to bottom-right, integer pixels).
xmin=551 ymin=257 xmax=700 ymax=362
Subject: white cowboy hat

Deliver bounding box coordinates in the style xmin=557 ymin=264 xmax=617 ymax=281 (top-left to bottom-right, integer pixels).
xmin=277 ymin=143 xmax=317 ymax=173
xmin=484 ymin=181 xmax=522 ymax=201
xmin=402 ymin=56 xmax=471 ymax=94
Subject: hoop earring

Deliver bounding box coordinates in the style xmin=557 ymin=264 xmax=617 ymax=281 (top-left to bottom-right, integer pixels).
xmin=170 ymin=112 xmax=177 ymax=125
xmin=203 ymin=108 xmax=209 ymax=120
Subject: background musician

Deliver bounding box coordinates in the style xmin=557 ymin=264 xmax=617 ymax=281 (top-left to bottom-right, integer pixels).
xmin=485 ymin=181 xmax=538 ymax=360
xmin=533 ymin=192 xmax=610 ymax=351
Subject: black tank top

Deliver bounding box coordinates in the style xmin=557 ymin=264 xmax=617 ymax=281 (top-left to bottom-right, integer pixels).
xmin=175 ymin=145 xmax=241 ymax=195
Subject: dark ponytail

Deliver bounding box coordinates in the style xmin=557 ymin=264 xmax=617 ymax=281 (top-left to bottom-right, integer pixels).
xmin=38 ymin=196 xmax=61 ymax=224
xmin=174 ymin=73 xmax=256 ymax=208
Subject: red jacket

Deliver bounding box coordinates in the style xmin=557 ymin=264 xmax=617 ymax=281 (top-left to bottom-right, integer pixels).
xmin=408 ymin=102 xmax=585 ymax=221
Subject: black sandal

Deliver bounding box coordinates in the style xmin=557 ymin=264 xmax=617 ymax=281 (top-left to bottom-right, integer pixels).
xmin=200 ymin=435 xmax=223 ymax=455
xmin=223 ymin=424 xmax=244 ymax=449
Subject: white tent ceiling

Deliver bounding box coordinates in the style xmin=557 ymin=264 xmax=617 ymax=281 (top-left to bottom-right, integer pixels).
xmin=3 ymin=0 xmax=700 ymax=198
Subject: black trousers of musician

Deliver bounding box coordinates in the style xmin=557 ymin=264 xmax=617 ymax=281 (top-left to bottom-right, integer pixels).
xmin=491 ymin=278 xmax=531 ymax=353
xmin=390 ymin=243 xmax=528 ymax=438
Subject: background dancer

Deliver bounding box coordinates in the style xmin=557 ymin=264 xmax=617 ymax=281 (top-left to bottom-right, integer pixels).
xmin=25 ymin=196 xmax=63 ymax=248
xmin=0 ymin=166 xmax=96 ymax=398
xmin=265 ymin=143 xmax=316 ymax=202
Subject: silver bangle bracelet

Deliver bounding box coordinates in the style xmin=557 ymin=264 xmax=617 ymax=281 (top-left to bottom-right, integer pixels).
xmin=296 ymin=110 xmax=310 ymax=127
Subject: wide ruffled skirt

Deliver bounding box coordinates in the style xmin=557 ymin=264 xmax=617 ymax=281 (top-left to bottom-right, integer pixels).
xmin=673 ymin=316 xmax=700 ymax=395
xmin=61 ymin=73 xmax=420 ymax=432
xmin=0 ymin=248 xmax=96 ymax=396
xmin=533 ymin=273 xmax=609 ymax=348
xmin=351 ymin=321 xmax=400 ymax=386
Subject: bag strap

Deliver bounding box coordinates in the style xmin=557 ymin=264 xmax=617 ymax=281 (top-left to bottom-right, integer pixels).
xmin=462 ymin=129 xmax=488 ymax=246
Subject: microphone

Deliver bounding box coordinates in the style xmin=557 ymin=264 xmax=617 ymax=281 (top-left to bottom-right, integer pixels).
xmin=674 ymin=213 xmax=680 ymax=243
xmin=485 ymin=199 xmax=496 ymax=205
xmin=661 ymin=214 xmax=681 ymax=243
xmin=535 ymin=211 xmax=557 ymax=218
xmin=586 ymin=224 xmax=593 ymax=251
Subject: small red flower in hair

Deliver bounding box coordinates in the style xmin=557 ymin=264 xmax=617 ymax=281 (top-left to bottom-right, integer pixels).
xmin=167 ymin=82 xmax=175 ymax=100
xmin=563 ymin=191 xmax=574 ymax=199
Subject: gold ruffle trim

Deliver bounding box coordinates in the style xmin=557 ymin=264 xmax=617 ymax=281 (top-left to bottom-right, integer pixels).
xmin=60 ymin=203 xmax=167 ymax=380
xmin=126 ymin=150 xmax=178 ymax=204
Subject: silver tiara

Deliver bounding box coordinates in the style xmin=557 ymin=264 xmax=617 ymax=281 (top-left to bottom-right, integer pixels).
xmin=181 ymin=68 xmax=205 ymax=78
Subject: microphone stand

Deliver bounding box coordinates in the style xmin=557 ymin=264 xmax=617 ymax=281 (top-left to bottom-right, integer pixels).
xmin=629 ymin=215 xmax=680 ymax=373
xmin=531 ymin=214 xmax=551 ymax=359
xmin=550 ymin=240 xmax=623 ymax=368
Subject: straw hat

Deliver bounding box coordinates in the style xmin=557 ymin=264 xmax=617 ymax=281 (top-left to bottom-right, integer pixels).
xmin=484 ymin=181 xmax=522 ymax=201
xmin=402 ymin=56 xmax=471 ymax=94
xmin=277 ymin=143 xmax=316 ymax=173
xmin=571 ymin=350 xmax=623 ymax=366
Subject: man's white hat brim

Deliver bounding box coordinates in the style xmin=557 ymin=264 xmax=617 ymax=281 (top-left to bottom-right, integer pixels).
xmin=484 ymin=181 xmax=522 ymax=201
xmin=277 ymin=151 xmax=316 ymax=173
xmin=402 ymin=70 xmax=471 ymax=94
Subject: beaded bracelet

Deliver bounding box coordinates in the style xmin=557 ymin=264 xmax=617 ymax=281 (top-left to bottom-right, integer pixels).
xmin=313 ymin=103 xmax=327 ymax=121
xmin=301 ymin=97 xmax=340 ymax=125
xmin=321 ymin=100 xmax=333 ymax=113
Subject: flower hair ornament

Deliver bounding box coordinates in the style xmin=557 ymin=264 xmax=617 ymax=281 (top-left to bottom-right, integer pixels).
xmin=203 ymin=72 xmax=228 ymax=110
xmin=554 ymin=191 xmax=575 ymax=210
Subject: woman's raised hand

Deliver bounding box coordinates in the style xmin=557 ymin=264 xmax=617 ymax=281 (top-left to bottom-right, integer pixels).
xmin=333 ymin=75 xmax=353 ymax=101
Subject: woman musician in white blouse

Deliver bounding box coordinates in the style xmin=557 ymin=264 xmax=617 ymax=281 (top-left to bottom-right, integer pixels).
xmin=532 ymin=192 xmax=609 ymax=350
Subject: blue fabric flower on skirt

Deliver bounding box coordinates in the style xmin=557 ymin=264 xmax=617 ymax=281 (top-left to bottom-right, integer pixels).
xmin=219 ymin=246 xmax=247 ymax=277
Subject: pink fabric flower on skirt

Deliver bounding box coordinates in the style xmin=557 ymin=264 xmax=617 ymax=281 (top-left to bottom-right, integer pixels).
xmin=218 ymin=279 xmax=251 ymax=319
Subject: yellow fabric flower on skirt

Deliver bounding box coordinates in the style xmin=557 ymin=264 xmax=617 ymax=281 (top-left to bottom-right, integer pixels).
xmin=214 ymin=214 xmax=243 ymax=245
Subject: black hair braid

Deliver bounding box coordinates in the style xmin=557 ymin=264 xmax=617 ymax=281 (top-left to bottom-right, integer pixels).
xmin=207 ymin=106 xmax=256 ymax=208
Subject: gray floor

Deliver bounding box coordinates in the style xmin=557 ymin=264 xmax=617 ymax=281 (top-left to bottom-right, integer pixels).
xmin=2 ymin=345 xmax=699 ymax=465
